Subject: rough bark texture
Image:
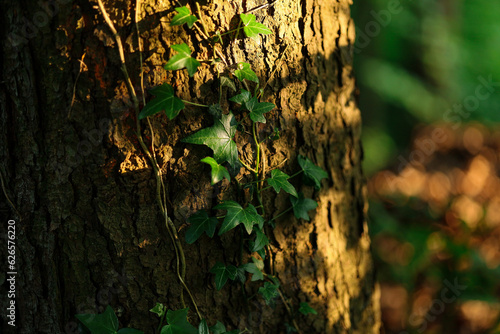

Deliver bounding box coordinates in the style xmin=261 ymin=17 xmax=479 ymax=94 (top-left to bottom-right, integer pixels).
xmin=0 ymin=0 xmax=380 ymax=333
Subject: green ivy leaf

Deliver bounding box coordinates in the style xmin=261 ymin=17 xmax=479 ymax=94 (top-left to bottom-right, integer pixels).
xmin=150 ymin=302 xmax=166 ymax=317
xmin=220 ymin=76 xmax=237 ymax=92
xmin=243 ymin=97 xmax=275 ymax=124
xmin=209 ymin=321 xmax=227 ymax=334
xmin=215 ymin=201 xmax=264 ymax=235
xmin=198 ymin=319 xmax=209 ymax=334
xmin=160 ymin=308 xmax=197 ymax=334
xmin=290 ymin=193 xmax=318 ymax=221
xmin=118 ymin=329 xmax=144 ymax=334
xmin=165 ymin=43 xmax=200 ymax=77
xmin=240 ymin=13 xmax=272 ymax=40
xmin=233 ymin=62 xmax=259 ymax=83
xmin=170 ymin=7 xmax=198 ymax=28
xmin=201 ymin=157 xmax=230 ymax=185
xmin=139 ymin=83 xmax=185 ymax=120
xmin=241 ymin=262 xmax=264 ymax=281
xmin=229 ymin=89 xmax=252 ymax=105
xmin=210 ymin=262 xmax=237 ymax=290
xmin=258 ymin=281 xmax=280 ymax=305
xmin=185 ymin=210 xmax=219 ymax=244
xmin=267 ymin=169 xmax=298 ymax=197
xmin=297 ymin=155 xmax=329 ymax=190
xmin=76 ymin=305 xmax=118 ymax=334
xmin=298 ymin=302 xmax=318 ymax=315
xmin=182 ymin=112 xmax=239 ymax=168
xmin=208 ymin=104 xmax=223 ymax=119
xmin=251 ymin=228 xmax=269 ymax=253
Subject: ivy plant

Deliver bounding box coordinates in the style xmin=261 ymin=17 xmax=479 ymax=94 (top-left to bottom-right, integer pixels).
xmin=87 ymin=2 xmax=323 ymax=333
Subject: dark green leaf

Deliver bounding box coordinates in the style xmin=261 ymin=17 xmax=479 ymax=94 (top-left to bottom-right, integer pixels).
xmin=160 ymin=308 xmax=197 ymax=334
xmin=118 ymin=329 xmax=144 ymax=334
xmin=215 ymin=201 xmax=264 ymax=235
xmin=251 ymin=228 xmax=269 ymax=253
xmin=258 ymin=282 xmax=280 ymax=305
xmin=233 ymin=62 xmax=259 ymax=83
xmin=185 ymin=210 xmax=219 ymax=244
xmin=201 ymin=157 xmax=230 ymax=185
xmin=290 ymin=193 xmax=318 ymax=221
xmin=267 ymin=169 xmax=298 ymax=197
xmin=170 ymin=7 xmax=198 ymax=28
xmin=243 ymin=97 xmax=275 ymax=124
xmin=76 ymin=306 xmax=118 ymax=334
xmin=235 ymin=266 xmax=247 ymax=283
xmin=139 ymin=83 xmax=185 ymax=120
xmin=210 ymin=262 xmax=237 ymax=290
xmin=209 ymin=321 xmax=226 ymax=334
xmin=241 ymin=262 xmax=264 ymax=281
xmin=182 ymin=113 xmax=239 ymax=168
xmin=209 ymin=104 xmax=223 ymax=119
xmin=150 ymin=302 xmax=166 ymax=317
xmin=220 ymin=76 xmax=236 ymax=92
xmin=240 ymin=13 xmax=272 ymax=40
xmin=198 ymin=319 xmax=209 ymax=334
xmin=165 ymin=43 xmax=200 ymax=77
xmin=298 ymin=302 xmax=318 ymax=315
xmin=229 ymin=89 xmax=252 ymax=105
xmin=297 ymin=155 xmax=329 ymax=190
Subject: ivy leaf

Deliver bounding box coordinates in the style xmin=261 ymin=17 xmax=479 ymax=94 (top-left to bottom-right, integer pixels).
xmin=208 ymin=104 xmax=223 ymax=119
xmin=229 ymin=89 xmax=252 ymax=105
xmin=185 ymin=210 xmax=219 ymax=244
xmin=233 ymin=62 xmax=259 ymax=83
xmin=170 ymin=7 xmax=198 ymax=28
xmin=139 ymin=83 xmax=185 ymax=120
xmin=251 ymin=228 xmax=269 ymax=253
xmin=118 ymin=329 xmax=144 ymax=334
xmin=243 ymin=97 xmax=275 ymax=124
xmin=298 ymin=302 xmax=318 ymax=315
xmin=215 ymin=201 xmax=264 ymax=235
xmin=210 ymin=262 xmax=237 ymax=290
xmin=290 ymin=193 xmax=318 ymax=221
xmin=198 ymin=319 xmax=209 ymax=334
xmin=267 ymin=169 xmax=298 ymax=197
xmin=240 ymin=13 xmax=272 ymax=40
xmin=182 ymin=112 xmax=239 ymax=168
xmin=209 ymin=321 xmax=227 ymax=334
xmin=76 ymin=305 xmax=119 ymax=334
xmin=258 ymin=281 xmax=280 ymax=305
xmin=165 ymin=43 xmax=200 ymax=77
xmin=201 ymin=157 xmax=230 ymax=185
xmin=220 ymin=76 xmax=237 ymax=92
xmin=160 ymin=308 xmax=197 ymax=334
xmin=297 ymin=155 xmax=329 ymax=190
xmin=241 ymin=262 xmax=264 ymax=281
xmin=150 ymin=302 xmax=166 ymax=317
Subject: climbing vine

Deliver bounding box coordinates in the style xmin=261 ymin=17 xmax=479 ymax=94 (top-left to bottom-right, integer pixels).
xmin=77 ymin=2 xmax=327 ymax=334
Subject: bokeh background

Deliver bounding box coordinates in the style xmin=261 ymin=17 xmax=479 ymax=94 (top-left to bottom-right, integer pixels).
xmin=351 ymin=0 xmax=500 ymax=333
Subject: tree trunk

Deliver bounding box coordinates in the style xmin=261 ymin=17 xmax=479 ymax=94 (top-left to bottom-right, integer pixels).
xmin=0 ymin=0 xmax=380 ymax=333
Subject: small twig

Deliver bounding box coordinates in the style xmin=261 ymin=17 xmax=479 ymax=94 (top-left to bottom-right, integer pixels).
xmin=245 ymin=0 xmax=278 ymax=14
xmin=195 ymin=2 xmax=209 ymax=37
xmin=268 ymin=158 xmax=288 ymax=171
xmin=0 ymin=169 xmax=21 ymax=219
xmin=68 ymin=53 xmax=87 ymax=118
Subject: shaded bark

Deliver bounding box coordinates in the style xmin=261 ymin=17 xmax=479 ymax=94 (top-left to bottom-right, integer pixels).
xmin=0 ymin=0 xmax=380 ymax=333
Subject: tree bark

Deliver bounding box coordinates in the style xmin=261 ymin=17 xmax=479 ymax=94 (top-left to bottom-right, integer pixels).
xmin=0 ymin=0 xmax=380 ymax=333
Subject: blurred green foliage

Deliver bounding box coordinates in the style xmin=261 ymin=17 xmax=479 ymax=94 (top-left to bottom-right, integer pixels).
xmin=352 ymin=0 xmax=500 ymax=332
xmin=352 ymin=0 xmax=500 ymax=175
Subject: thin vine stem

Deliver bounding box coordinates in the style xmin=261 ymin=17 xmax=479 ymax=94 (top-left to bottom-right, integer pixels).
xmin=98 ymin=0 xmax=202 ymax=321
